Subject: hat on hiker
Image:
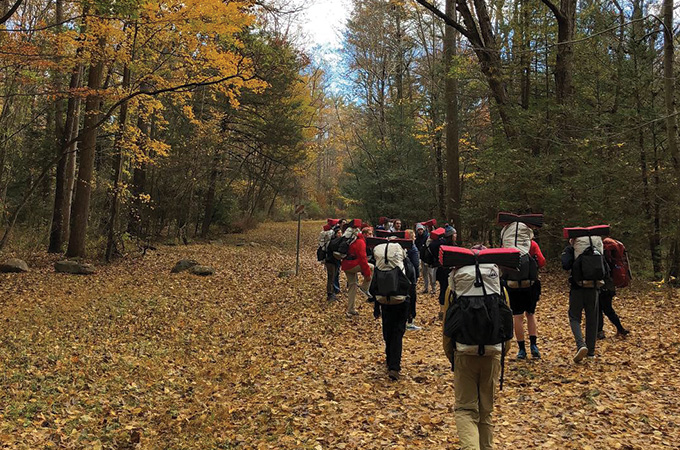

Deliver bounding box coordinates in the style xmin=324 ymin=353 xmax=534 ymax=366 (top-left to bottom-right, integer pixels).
xmin=444 ymin=225 xmax=456 ymax=237
xmin=416 ymin=223 xmax=425 ymax=232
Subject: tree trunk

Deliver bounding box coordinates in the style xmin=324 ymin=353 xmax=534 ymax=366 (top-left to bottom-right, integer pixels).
xmin=66 ymin=36 xmax=107 ymax=258
xmin=553 ymin=0 xmax=576 ymax=105
xmin=48 ymin=0 xmax=66 ymax=253
xmin=201 ymin=152 xmax=220 ymax=237
xmin=105 ymin=63 xmax=131 ymax=261
xmin=662 ymin=0 xmax=680 ymax=283
xmin=444 ymin=0 xmax=461 ymax=240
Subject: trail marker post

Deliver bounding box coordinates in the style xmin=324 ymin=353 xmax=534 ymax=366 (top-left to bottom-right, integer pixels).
xmin=295 ymin=204 xmax=305 ymax=275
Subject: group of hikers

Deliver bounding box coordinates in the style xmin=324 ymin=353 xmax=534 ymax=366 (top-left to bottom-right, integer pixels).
xmin=317 ymin=214 xmax=632 ymax=450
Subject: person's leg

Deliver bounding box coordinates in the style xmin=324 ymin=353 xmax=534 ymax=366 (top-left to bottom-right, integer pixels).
xmin=454 ymin=353 xmax=481 ymax=450
xmin=478 ymin=354 xmax=501 ymax=450
xmin=358 ymin=263 xmax=374 ymax=294
xmin=429 ymin=266 xmax=437 ymax=292
xmin=601 ymin=289 xmax=626 ymax=333
xmin=421 ymin=262 xmax=430 ymax=292
xmin=345 ymin=266 xmax=360 ymax=314
xmin=568 ymin=287 xmax=586 ymax=351
xmin=325 ymin=263 xmax=337 ymax=299
xmin=509 ymin=289 xmax=527 ymax=358
xmin=383 ymin=303 xmax=408 ymax=372
xmin=583 ymin=288 xmax=599 ymax=355
xmin=598 ymin=292 xmax=606 ymax=334
xmin=333 ymin=261 xmax=341 ymax=293
xmin=527 ymin=313 xmax=540 ymax=358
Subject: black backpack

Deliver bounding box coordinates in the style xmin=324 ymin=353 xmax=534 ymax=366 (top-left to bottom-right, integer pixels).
xmin=444 ymin=264 xmax=514 ymax=354
xmin=328 ymin=235 xmax=355 ymax=260
xmin=573 ymin=237 xmax=606 ymax=283
xmin=369 ymin=243 xmax=412 ymax=304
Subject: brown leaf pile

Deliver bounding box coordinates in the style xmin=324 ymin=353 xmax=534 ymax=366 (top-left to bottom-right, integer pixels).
xmin=1 ymin=221 xmax=679 ymax=449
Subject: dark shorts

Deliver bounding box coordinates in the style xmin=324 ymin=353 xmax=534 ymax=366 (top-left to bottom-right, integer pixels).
xmin=508 ymin=280 xmax=541 ymax=315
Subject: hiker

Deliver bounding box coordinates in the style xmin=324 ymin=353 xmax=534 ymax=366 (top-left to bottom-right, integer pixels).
xmin=561 ymin=226 xmax=609 ymax=362
xmin=430 ymin=225 xmax=456 ymax=319
xmin=599 ymin=237 xmax=631 ymax=339
xmin=321 ymin=225 xmax=342 ymax=301
xmin=442 ymin=244 xmax=516 ymax=450
xmin=404 ymin=229 xmax=421 ymax=331
xmin=340 ymin=221 xmax=373 ymax=317
xmin=416 ymin=223 xmax=436 ymax=294
xmin=362 ymin=226 xmax=375 ymax=262
xmin=376 ymin=217 xmax=387 ymax=231
xmin=498 ymin=216 xmax=546 ymax=360
xmin=391 ymin=218 xmax=403 ymax=232
xmin=370 ymin=239 xmax=416 ymax=380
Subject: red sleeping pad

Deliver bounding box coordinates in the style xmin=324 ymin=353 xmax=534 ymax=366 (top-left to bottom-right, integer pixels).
xmin=327 ymin=218 xmax=340 ymax=227
xmin=439 ymin=246 xmax=521 ymax=270
xmin=419 ymin=219 xmax=437 ymax=228
xmin=563 ymin=225 xmax=610 ymax=239
xmin=497 ymin=212 xmax=544 ymax=228
xmin=429 ymin=227 xmax=446 ymax=240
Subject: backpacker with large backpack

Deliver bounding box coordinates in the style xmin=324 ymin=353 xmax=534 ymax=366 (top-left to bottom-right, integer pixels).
xmin=498 ymin=213 xmax=544 ymax=288
xmin=564 ymin=225 xmax=610 ymax=287
xmin=441 ymin=246 xmax=519 ymax=389
xmin=603 ymin=237 xmax=632 ymax=288
xmin=369 ymin=241 xmax=413 ymax=305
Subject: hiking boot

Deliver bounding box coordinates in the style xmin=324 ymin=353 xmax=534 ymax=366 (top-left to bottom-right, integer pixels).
xmin=597 ymin=331 xmax=605 ymax=340
xmin=388 ymin=370 xmax=400 ymax=381
xmin=530 ymin=344 xmax=541 ymax=359
xmin=616 ymin=329 xmax=630 ymax=337
xmin=573 ymin=346 xmax=588 ymax=363
xmin=516 ymin=348 xmax=527 ymax=360
xmin=327 ymin=294 xmax=338 ymax=302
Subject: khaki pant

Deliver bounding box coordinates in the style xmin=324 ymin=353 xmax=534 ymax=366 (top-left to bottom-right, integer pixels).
xmin=344 ymin=264 xmax=373 ymax=313
xmin=454 ymin=352 xmax=501 ymax=450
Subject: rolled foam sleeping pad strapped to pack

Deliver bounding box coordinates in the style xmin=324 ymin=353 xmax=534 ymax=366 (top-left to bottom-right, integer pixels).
xmin=563 ymin=225 xmax=610 ymax=239
xmin=420 ymin=219 xmax=437 ymax=228
xmin=496 ymin=212 xmax=544 ymax=228
xmin=366 ymin=236 xmax=412 ymax=250
xmin=439 ymin=245 xmax=521 ymax=270
xmin=376 ymin=230 xmax=407 ymax=239
xmin=429 ymin=227 xmax=446 ymax=240
xmin=327 ymin=218 xmax=340 ymax=226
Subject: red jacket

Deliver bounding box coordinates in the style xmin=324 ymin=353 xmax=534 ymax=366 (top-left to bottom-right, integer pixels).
xmin=530 ymin=240 xmax=546 ymax=268
xmin=341 ymin=233 xmax=372 ymax=277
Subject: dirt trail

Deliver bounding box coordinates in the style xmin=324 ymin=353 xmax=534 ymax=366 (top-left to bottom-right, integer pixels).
xmin=1 ymin=221 xmax=678 ymax=449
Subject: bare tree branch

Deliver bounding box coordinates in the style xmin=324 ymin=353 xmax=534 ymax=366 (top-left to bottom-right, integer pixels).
xmin=0 ymin=0 xmax=23 ymax=26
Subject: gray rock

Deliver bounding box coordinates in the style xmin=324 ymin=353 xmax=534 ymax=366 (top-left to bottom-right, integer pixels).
xmin=55 ymin=260 xmax=96 ymax=275
xmin=190 ymin=265 xmax=215 ymax=276
xmin=249 ymin=242 xmax=261 ymax=247
xmin=278 ymin=270 xmax=296 ymax=278
xmin=171 ymin=259 xmax=199 ymax=273
xmin=0 ymin=258 xmax=29 ymax=273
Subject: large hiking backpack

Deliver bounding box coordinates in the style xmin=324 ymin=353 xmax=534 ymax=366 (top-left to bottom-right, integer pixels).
xmin=442 ymin=247 xmax=518 ymax=353
xmin=603 ymin=237 xmax=631 ymax=288
xmin=369 ymin=242 xmax=412 ymax=305
xmin=328 ymin=234 xmax=355 ymax=260
xmin=500 ymin=222 xmax=538 ymax=284
xmin=317 ymin=229 xmax=333 ymax=262
xmin=572 ymin=235 xmax=606 ymax=283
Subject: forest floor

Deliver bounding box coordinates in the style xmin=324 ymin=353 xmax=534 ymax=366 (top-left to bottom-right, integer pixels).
xmin=1 ymin=221 xmax=679 ymax=449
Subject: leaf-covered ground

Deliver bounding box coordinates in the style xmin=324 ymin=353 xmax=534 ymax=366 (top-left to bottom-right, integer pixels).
xmin=1 ymin=221 xmax=679 ymax=449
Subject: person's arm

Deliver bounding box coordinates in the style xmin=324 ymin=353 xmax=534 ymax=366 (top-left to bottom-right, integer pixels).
xmin=561 ymin=245 xmax=575 ymax=270
xmin=442 ymin=287 xmax=455 ymax=370
xmin=357 ymin=239 xmax=371 ymax=278
xmin=530 ymin=240 xmax=546 ymax=268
